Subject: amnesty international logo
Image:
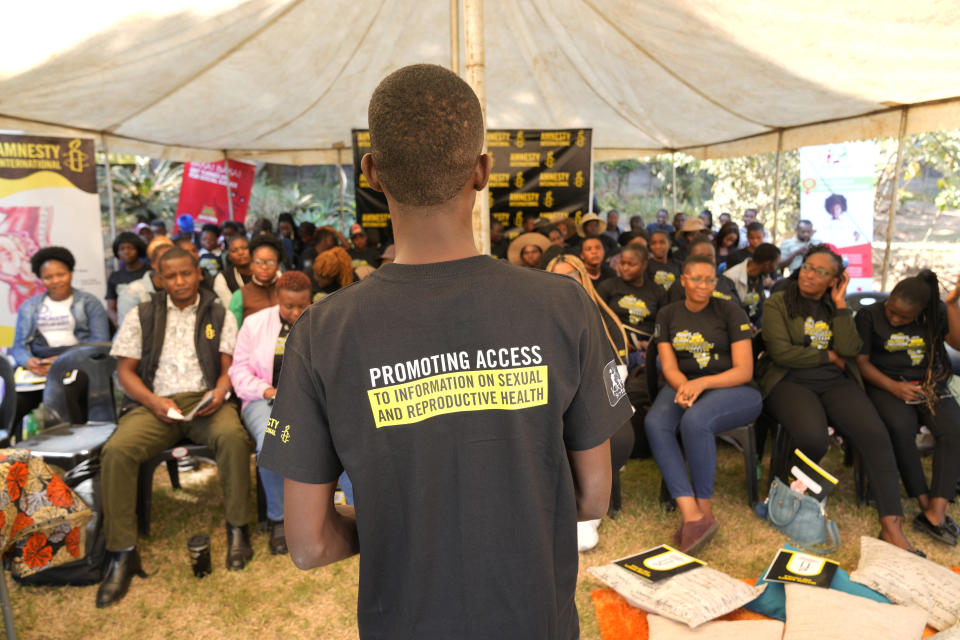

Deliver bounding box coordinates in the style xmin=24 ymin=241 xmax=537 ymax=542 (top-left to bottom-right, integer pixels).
xmin=514 ymin=172 xmax=525 ymax=188
xmin=515 ymin=130 xmax=526 ymax=148
xmin=204 ymin=323 xmax=216 ymax=340
xmin=65 ymin=139 xmax=89 ymax=173
xmin=574 ymin=170 xmax=584 ymax=188
xmin=545 ymin=151 xmax=555 ymax=168
xmin=280 ymin=424 xmax=291 ymax=444
xmin=576 ymin=130 xmax=586 ymax=147
xmin=617 ymin=295 xmax=651 ymax=325
xmin=803 ymin=317 xmax=832 ymax=350
xmin=885 ymin=333 xmax=926 ymax=366
xmin=672 ymin=330 xmax=715 ymax=369
xmin=543 ymin=190 xmax=554 ymax=208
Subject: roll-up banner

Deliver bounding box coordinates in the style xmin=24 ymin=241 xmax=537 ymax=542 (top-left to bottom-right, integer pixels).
xmin=352 ymin=128 xmax=593 ymax=241
xmin=175 ymin=160 xmax=256 ymax=230
xmin=799 ymin=142 xmax=878 ymax=292
xmin=0 ymin=134 xmax=106 ymax=346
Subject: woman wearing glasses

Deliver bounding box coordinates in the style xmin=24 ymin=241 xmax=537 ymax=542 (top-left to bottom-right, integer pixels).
xmin=228 ymin=233 xmax=284 ymax=327
xmin=645 ymin=255 xmax=762 ymax=553
xmin=759 ymin=245 xmax=919 ymax=552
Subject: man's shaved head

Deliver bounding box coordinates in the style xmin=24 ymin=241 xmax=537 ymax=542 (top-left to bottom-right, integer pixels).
xmin=368 ymin=64 xmax=485 ymax=206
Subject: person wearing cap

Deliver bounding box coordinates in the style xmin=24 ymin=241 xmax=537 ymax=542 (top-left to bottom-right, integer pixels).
xmin=149 ymin=218 xmax=167 ymax=237
xmin=106 ymin=232 xmax=150 ymax=326
xmin=507 ymin=231 xmax=551 ymax=269
xmin=348 ymin=224 xmax=381 ymax=269
xmin=135 ymin=222 xmax=154 ymax=246
xmin=579 ymin=212 xmax=617 ymax=257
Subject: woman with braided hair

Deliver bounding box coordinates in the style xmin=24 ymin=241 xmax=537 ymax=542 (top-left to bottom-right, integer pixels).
xmin=312 ymin=245 xmax=355 ymax=300
xmin=759 ymin=245 xmax=919 ymax=553
xmin=545 ymin=254 xmax=634 ymax=551
xmin=856 ymin=271 xmax=960 ymax=546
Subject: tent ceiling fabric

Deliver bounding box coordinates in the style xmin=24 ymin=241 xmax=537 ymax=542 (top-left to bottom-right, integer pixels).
xmin=2 ymin=0 xmax=959 ymax=164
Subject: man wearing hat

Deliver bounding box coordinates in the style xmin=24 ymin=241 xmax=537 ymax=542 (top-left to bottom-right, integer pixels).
xmin=507 ymin=231 xmax=552 ymax=268
xmin=348 ymin=223 xmax=381 ymax=269
xmin=671 ymin=217 xmax=708 ymax=262
xmin=579 ymin=212 xmax=617 ymax=257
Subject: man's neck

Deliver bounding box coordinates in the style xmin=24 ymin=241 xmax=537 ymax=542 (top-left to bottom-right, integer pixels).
xmin=390 ymin=197 xmax=480 ymax=265
xmin=171 ymin=292 xmax=199 ymax=311
xmin=585 ymin=263 xmax=601 ymax=276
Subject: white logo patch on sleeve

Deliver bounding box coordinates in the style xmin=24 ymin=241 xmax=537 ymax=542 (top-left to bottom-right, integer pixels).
xmin=603 ymin=359 xmax=627 ymax=406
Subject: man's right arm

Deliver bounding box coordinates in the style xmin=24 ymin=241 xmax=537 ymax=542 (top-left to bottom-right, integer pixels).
xmin=116 ymin=357 xmax=177 ymax=421
xmin=568 ymin=442 xmax=612 ymax=521
xmin=284 ymin=478 xmax=359 ymax=569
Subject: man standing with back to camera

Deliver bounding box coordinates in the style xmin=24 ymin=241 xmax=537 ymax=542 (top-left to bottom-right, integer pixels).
xmin=259 ymin=64 xmax=632 ymax=640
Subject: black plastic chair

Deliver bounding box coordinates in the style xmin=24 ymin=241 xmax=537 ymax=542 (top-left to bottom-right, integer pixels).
xmin=42 ymin=342 xmax=118 ymax=424
xmin=646 ymin=341 xmax=760 ymax=507
xmin=844 ymin=291 xmax=889 ymax=313
xmin=0 ymin=357 xmax=16 ymax=445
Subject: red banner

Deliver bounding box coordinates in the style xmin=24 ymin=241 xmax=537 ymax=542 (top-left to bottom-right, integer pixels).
xmin=175 ymin=161 xmax=255 ymax=229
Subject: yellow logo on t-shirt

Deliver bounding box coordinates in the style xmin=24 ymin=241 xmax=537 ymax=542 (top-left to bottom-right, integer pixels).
xmin=884 ymin=333 xmax=926 ymax=366
xmin=739 ymin=323 xmax=751 ymax=332
xmin=653 ymin=269 xmax=676 ymax=291
xmin=617 ymin=295 xmax=651 ymax=325
xmin=713 ymin=291 xmax=732 ymax=300
xmin=671 ymin=330 xmax=715 ymax=369
xmin=804 ymin=317 xmax=832 ymax=350
xmin=742 ymin=291 xmax=761 ymax=316
xmin=204 ymin=323 xmax=215 ymax=340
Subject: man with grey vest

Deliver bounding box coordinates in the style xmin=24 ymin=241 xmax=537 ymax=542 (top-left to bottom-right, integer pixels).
xmin=97 ymin=247 xmax=251 ymax=608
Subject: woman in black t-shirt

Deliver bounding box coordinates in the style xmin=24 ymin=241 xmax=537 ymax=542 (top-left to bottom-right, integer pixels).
xmin=856 ymin=270 xmax=960 ymax=546
xmin=598 ymin=244 xmax=667 ymax=344
xmin=546 ymin=254 xmax=634 ymax=551
xmin=647 ymin=230 xmax=681 ymax=292
xmin=645 ymin=255 xmax=762 ymax=554
xmin=758 ymin=245 xmax=918 ymax=553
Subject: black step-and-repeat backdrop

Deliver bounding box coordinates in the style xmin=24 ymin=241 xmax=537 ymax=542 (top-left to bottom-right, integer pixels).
xmin=352 ymin=129 xmax=592 ymax=241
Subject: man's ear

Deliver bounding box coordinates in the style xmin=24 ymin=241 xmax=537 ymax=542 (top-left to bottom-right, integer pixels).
xmin=360 ymin=153 xmax=384 ymax=193
xmin=473 ymin=154 xmax=491 ymax=192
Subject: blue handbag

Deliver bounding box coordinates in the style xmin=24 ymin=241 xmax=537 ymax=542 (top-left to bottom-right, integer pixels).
xmin=763 ymin=476 xmax=841 ymax=554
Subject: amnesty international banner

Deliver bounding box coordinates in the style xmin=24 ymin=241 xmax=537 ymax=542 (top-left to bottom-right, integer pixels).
xmin=175 ymin=160 xmax=256 ymax=229
xmin=800 ymin=142 xmax=878 ymax=292
xmin=0 ymin=134 xmax=106 ymax=346
xmin=352 ymin=128 xmax=593 ymax=238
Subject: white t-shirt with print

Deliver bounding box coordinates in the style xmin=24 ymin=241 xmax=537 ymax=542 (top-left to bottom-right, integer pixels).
xmin=36 ymin=295 xmax=78 ymax=347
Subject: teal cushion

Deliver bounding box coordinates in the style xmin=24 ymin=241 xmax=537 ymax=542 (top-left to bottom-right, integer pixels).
xmin=745 ymin=545 xmax=890 ymax=620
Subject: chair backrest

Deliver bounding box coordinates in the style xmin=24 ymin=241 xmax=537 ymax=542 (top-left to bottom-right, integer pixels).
xmin=844 ymin=290 xmax=889 ymax=313
xmin=0 ymin=355 xmax=16 ymax=435
xmin=43 ymin=343 xmax=117 ymax=423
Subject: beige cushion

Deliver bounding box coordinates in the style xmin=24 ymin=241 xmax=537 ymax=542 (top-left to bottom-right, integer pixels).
xmin=783 ymin=582 xmax=927 ymax=640
xmin=849 ymin=536 xmax=960 ymax=631
xmin=587 ymin=563 xmax=766 ymax=628
xmin=930 ymin=624 xmax=960 ymax=639
xmin=648 ymin=614 xmax=784 ymax=639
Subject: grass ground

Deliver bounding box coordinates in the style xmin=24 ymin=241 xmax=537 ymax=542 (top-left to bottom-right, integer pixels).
xmin=10 ymin=444 xmax=959 ymax=640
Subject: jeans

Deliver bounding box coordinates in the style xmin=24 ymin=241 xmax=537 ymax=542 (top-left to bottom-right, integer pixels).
xmin=645 ymin=385 xmax=762 ymax=500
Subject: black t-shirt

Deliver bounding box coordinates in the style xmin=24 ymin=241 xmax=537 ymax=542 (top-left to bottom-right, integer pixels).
xmin=587 ymin=262 xmax=617 ymax=285
xmin=785 ymin=298 xmax=842 ymax=383
xmin=647 ymin=260 xmax=681 ymax=293
xmin=597 ymin=276 xmax=667 ymax=336
xmin=666 ymin=274 xmax=741 ymax=305
xmin=724 ymin=247 xmax=752 ymax=269
xmin=855 ymin=299 xmax=948 ymax=382
xmin=259 ymin=255 xmax=632 ymax=640
xmin=272 ymin=313 xmax=292 ymax=387
xmin=349 ymin=247 xmax=382 ymax=269
xmin=106 ymin=264 xmax=149 ymax=300
xmin=653 ymin=298 xmax=752 ymax=379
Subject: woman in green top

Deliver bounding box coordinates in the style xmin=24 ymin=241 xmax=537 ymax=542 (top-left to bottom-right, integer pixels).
xmin=758 ymin=245 xmax=918 ymax=553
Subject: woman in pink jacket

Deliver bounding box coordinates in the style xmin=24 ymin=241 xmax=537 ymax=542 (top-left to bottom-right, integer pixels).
xmin=228 ymin=270 xmax=312 ymax=554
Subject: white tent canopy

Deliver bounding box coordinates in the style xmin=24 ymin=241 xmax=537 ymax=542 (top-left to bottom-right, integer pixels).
xmin=2 ymin=0 xmax=960 ymax=164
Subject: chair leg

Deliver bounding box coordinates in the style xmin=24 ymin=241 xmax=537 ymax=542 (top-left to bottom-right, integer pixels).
xmin=853 ymin=449 xmax=869 ymax=506
xmin=256 ymin=467 xmax=268 ymax=529
xmin=166 ymin=459 xmax=181 ymax=490
xmin=659 ymin=478 xmax=676 ymax=512
xmin=739 ymin=425 xmax=759 ymax=507
xmin=767 ymin=423 xmax=790 ymax=491
xmin=137 ymin=458 xmax=165 ymax=537
xmin=609 ymin=470 xmax=622 ymax=518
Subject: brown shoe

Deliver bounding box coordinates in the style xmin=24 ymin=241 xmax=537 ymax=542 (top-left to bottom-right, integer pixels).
xmin=678 ymin=516 xmax=718 ymax=555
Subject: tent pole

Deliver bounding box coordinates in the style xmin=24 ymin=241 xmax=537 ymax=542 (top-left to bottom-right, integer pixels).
xmin=101 ymin=134 xmax=117 ymax=240
xmin=671 ymin=153 xmax=677 ymax=214
xmin=880 ymin=109 xmax=908 ymax=291
xmin=464 ymin=0 xmax=489 ymax=254
xmin=450 ymin=0 xmax=460 ymax=74
xmin=772 ymin=130 xmax=783 ymax=244
xmin=223 ymin=155 xmax=234 ymax=222
xmin=338 ymin=147 xmax=347 ymax=236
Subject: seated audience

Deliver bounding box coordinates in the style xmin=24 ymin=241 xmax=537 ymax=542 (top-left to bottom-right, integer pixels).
xmin=758 ymin=245 xmax=919 ymax=553
xmin=737 ymin=208 xmax=768 ymax=248
xmin=174 ymin=236 xmax=215 ymax=292
xmin=698 ymin=209 xmax=714 ymax=236
xmin=489 ymin=220 xmax=509 ymax=260
xmin=580 ymin=213 xmax=617 ymax=257
xmin=106 ymin=232 xmax=149 ymax=326
xmin=714 ymin=221 xmax=741 ymax=271
xmin=647 ymin=230 xmax=681 ymax=292
xmin=348 ymin=224 xmax=382 ymax=269
xmin=545 ymin=254 xmax=634 ymax=550
xmin=135 ymin=222 xmax=153 ymax=246
xmin=98 ymin=247 xmax=251 ymax=607
xmin=213 ymin=235 xmax=253 ymax=308
xmin=646 ymin=209 xmax=674 ymax=235
xmin=778 ymin=219 xmax=820 ymax=273
xmin=604 ymin=209 xmax=623 ymax=242
xmin=294 ymin=221 xmax=316 ymax=262
xmin=726 ymin=221 xmax=765 ymax=269
xmin=580 ymin=235 xmax=616 ymax=283
xmin=720 ymin=242 xmax=781 ymax=328
xmin=117 ymin=237 xmax=175 ymax=327
xmin=598 ymin=244 xmax=667 ymax=344
xmin=228 ymin=234 xmax=284 ymax=326
xmin=13 ymin=246 xmax=110 ymax=425
xmin=667 ymin=237 xmax=741 ymax=303
xmin=672 ymin=218 xmax=707 ymax=262
xmin=671 ymin=213 xmax=687 ymax=245
xmin=276 ymin=212 xmax=297 ymax=266
xmin=508 ymin=232 xmax=551 ymax=269
xmin=300 ymin=226 xmax=348 ymax=276
xmin=856 ymin=270 xmax=960 ymax=546
xmin=554 ymin=216 xmax=581 ymax=254
xmin=629 ymin=214 xmax=645 ymax=235
xmin=718 ymin=212 xmax=732 ymax=225
xmin=149 ymin=218 xmax=167 ymax=238
xmin=220 ymin=220 xmax=244 ymax=251
xmin=645 ymin=255 xmax=761 ymax=553
xmin=198 ymin=223 xmax=222 ymax=277
xmin=312 ymin=245 xmax=355 ymax=300
xmin=229 ymin=270 xmax=314 ymax=556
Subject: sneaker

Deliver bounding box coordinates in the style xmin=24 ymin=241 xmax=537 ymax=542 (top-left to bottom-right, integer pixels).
xmin=577 ymin=519 xmax=601 ymax=552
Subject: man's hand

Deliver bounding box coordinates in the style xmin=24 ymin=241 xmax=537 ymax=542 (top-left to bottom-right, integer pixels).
xmin=25 ymin=357 xmax=50 ymax=376
xmin=830 ymin=272 xmax=850 ymax=309
xmin=195 ymin=387 xmax=228 ymax=417
xmin=149 ymin=396 xmax=181 ymax=423
xmin=675 ymin=378 xmax=707 ymax=408
xmin=890 ymin=381 xmax=923 ymax=403
xmin=826 ymin=350 xmax=846 ymax=371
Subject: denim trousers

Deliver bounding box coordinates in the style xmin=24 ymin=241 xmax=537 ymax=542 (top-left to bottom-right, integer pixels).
xmin=645 ymin=384 xmax=762 ymax=500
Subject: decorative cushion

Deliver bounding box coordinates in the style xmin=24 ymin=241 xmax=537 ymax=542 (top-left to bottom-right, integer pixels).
xmin=588 ymin=562 xmax=766 ymax=628
xmin=850 ymin=536 xmax=960 ymax=631
xmin=929 ymin=625 xmax=960 ymax=639
xmin=648 ymin=613 xmax=783 ymax=639
xmin=783 ymin=582 xmax=927 ymax=640
xmin=746 ymin=544 xmax=890 ymax=620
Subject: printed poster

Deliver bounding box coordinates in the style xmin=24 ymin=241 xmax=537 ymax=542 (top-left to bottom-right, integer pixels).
xmin=0 ymin=134 xmax=106 ymax=346
xmin=175 ymin=160 xmax=256 ymax=231
xmin=800 ymin=142 xmax=878 ymax=292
